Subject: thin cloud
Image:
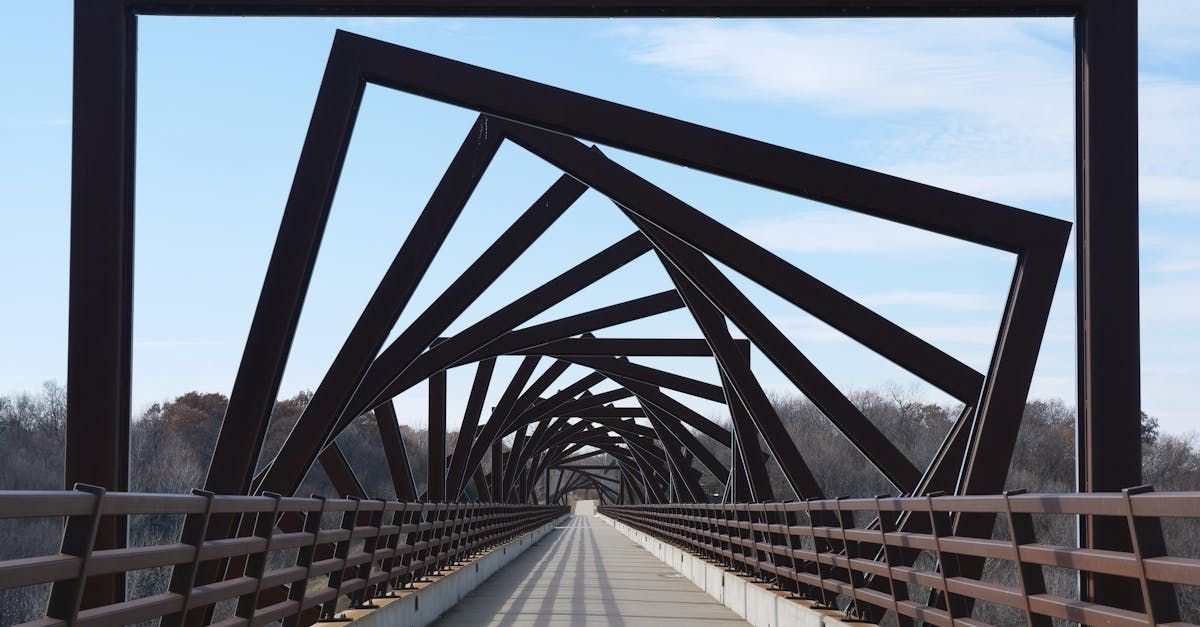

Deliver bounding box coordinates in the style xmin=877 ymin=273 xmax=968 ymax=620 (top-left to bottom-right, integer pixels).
xmin=621 ymin=19 xmax=1200 ymax=213
xmin=734 ymin=210 xmax=967 ymax=255
xmin=134 ymin=340 xmax=216 ymax=349
xmin=860 ymin=290 xmax=996 ymax=312
xmin=775 ymin=316 xmax=997 ymax=347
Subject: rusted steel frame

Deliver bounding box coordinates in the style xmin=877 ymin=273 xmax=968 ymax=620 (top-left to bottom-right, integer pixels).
xmin=625 ymin=439 xmax=671 ymax=503
xmin=559 ymin=441 xmax=642 ymax=476
xmin=280 ymin=495 xmax=329 ymax=627
xmin=347 ymin=44 xmax=984 ymax=404
xmin=128 ymin=0 xmax=1088 ymax=18
xmin=501 ymin=424 xmax=530 ymax=500
xmin=341 ymin=173 xmax=584 ymax=440
xmin=558 ymin=471 xmax=617 ymax=501
xmin=655 ymin=258 xmax=823 ymax=499
xmin=526 ymin=441 xmax=568 ymax=501
xmin=160 ymin=489 xmax=217 ymax=627
xmin=1121 ymin=486 xmax=1180 ymax=622
xmin=563 ymin=355 xmax=727 ymax=403
xmin=1077 ymin=0 xmax=1142 ymax=609
xmin=233 ymin=492 xmax=284 ymax=619
xmin=939 ymin=240 xmax=1068 ymax=612
xmin=375 ymin=400 xmax=418 ymax=500
xmin=564 ymin=359 xmax=731 ymax=446
xmin=449 ymin=355 xmax=541 ymax=500
xmin=427 ymin=370 xmax=449 ymax=501
xmin=721 ymin=370 xmax=775 ymax=502
xmin=471 ymin=469 xmax=489 ymax=500
xmin=67 ymin=2 xmax=133 ymax=609
xmin=446 ymin=359 xmax=497 ymax=496
xmin=572 ymin=473 xmax=619 ymax=501
xmin=554 ymin=474 xmax=592 ymax=501
xmin=505 ymin=360 xmax=574 ymax=428
xmin=211 ymin=70 xmax=484 ymax=499
xmin=490 ymin=441 xmax=504 ymax=501
xmin=1000 ymin=489 xmax=1050 ymax=627
xmin=556 ymin=449 xmax=608 ymax=465
xmin=573 ymin=417 xmax=658 ymax=440
xmin=321 ymin=497 xmax=366 ymax=619
xmin=503 ymin=418 xmax=561 ymax=497
xmin=553 ymin=464 xmax=620 ymax=471
xmin=319 ymin=441 xmax=369 ymax=499
xmin=507 ymin=372 xmax=608 ymax=423
xmin=520 ymin=337 xmax=731 ymax=357
xmin=44 ymin=485 xmax=107 ymax=621
xmin=620 ymin=202 xmax=920 ymax=492
xmin=255 ymin=149 xmax=573 ymax=503
xmin=640 ymin=401 xmax=729 ymax=480
xmin=508 ymin=387 xmax=631 ymax=431
xmin=345 ymin=233 xmax=652 ymax=422
xmin=573 ymin=406 xmax=646 ymax=417
xmin=496 ymin=362 xmax=575 ymax=490
xmin=639 ymin=406 xmax=705 ymax=502
xmin=604 ymin=440 xmax=662 ymax=503
xmin=458 ymin=290 xmax=684 ymax=363
xmin=568 ymin=469 xmax=621 ymax=485
xmin=958 ymin=241 xmax=1067 ymax=498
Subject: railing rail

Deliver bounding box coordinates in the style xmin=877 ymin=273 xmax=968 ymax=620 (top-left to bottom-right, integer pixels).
xmin=600 ymin=490 xmax=1200 ymax=627
xmin=0 ymin=486 xmax=566 ymax=626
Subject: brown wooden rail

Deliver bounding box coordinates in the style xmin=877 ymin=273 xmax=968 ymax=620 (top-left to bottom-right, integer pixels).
xmin=0 ymin=485 xmax=566 ymax=626
xmin=600 ymin=489 xmax=1200 ymax=627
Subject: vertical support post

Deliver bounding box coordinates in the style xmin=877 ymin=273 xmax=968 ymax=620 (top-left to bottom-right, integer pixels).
xmin=1122 ymin=486 xmax=1181 ymax=623
xmin=161 ymin=490 xmax=216 ymax=627
xmin=45 ymin=485 xmax=107 ymax=622
xmin=234 ymin=492 xmax=283 ymax=620
xmin=428 ymin=370 xmax=447 ymax=501
xmin=322 ymin=497 xmax=363 ymax=620
xmin=1076 ymin=0 xmax=1142 ymax=609
xmin=282 ymin=496 xmax=327 ymax=627
xmin=67 ymin=0 xmax=134 ymax=608
xmin=491 ymin=440 xmax=504 ymax=501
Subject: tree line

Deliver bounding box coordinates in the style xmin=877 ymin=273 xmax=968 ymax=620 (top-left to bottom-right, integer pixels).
xmin=0 ymin=382 xmax=1196 ymax=623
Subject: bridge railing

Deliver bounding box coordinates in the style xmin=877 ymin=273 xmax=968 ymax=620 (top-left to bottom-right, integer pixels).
xmin=0 ymin=486 xmax=566 ymax=626
xmin=601 ymin=490 xmax=1200 ymax=627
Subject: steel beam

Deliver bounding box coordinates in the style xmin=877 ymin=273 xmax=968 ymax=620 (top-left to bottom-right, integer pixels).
xmin=67 ymin=0 xmax=135 ymax=608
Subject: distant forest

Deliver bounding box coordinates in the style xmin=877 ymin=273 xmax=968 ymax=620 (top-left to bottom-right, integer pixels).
xmin=0 ymin=382 xmax=1197 ymax=623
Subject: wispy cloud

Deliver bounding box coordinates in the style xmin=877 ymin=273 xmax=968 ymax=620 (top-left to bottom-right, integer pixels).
xmin=4 ymin=117 xmax=70 ymax=128
xmin=860 ymin=290 xmax=996 ymax=312
xmin=134 ymin=340 xmax=216 ymax=349
xmin=620 ymin=18 xmax=1200 ymax=213
xmin=734 ymin=209 xmax=967 ymax=255
xmin=1140 ymin=78 xmax=1200 ymax=213
xmin=622 ymin=19 xmax=1075 ymax=204
xmin=775 ymin=316 xmax=997 ymax=347
xmin=337 ymin=17 xmax=420 ymax=33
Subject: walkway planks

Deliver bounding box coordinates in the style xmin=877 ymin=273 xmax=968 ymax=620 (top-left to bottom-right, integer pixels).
xmin=432 ymin=514 xmax=749 ymax=626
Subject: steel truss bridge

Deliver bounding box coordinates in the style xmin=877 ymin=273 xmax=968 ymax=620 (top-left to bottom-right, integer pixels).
xmin=1 ymin=1 xmax=1197 ymax=625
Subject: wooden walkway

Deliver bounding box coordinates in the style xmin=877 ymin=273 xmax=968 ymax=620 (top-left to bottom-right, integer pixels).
xmin=432 ymin=514 xmax=749 ymax=626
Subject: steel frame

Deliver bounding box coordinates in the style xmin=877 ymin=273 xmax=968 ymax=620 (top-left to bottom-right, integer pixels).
xmin=63 ymin=0 xmax=1138 ymax=617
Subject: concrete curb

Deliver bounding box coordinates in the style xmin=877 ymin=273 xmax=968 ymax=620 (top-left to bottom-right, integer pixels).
xmin=327 ymin=514 xmax=570 ymax=627
xmin=597 ymin=514 xmax=859 ymax=627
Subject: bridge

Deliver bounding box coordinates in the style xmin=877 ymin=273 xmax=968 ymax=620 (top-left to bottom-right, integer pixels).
xmin=1 ymin=0 xmax=1197 ymax=626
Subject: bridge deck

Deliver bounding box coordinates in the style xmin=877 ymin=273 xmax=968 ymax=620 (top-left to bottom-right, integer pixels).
xmin=433 ymin=514 xmax=749 ymax=626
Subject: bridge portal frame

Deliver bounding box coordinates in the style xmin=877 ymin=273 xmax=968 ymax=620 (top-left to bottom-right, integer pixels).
xmin=68 ymin=0 xmax=1137 ymax=611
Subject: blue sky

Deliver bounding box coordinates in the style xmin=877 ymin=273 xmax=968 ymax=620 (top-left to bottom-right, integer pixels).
xmin=1 ymin=2 xmax=1198 ymax=436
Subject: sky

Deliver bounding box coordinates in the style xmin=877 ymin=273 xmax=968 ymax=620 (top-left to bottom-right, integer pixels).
xmin=1 ymin=2 xmax=1198 ymax=437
